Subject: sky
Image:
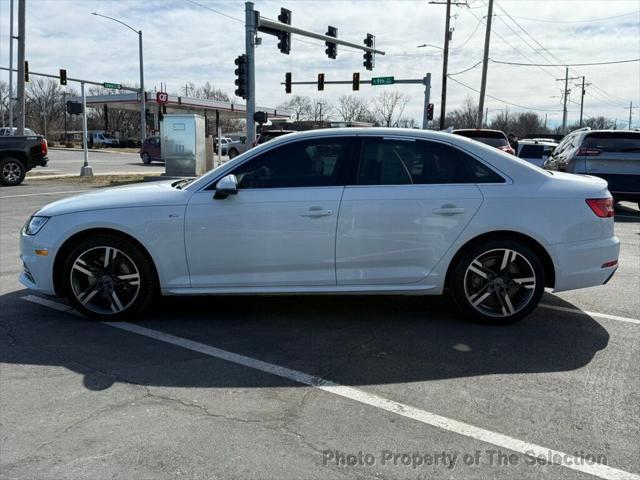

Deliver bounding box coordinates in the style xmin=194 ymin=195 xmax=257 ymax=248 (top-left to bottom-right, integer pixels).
xmin=1 ymin=0 xmax=639 ymax=128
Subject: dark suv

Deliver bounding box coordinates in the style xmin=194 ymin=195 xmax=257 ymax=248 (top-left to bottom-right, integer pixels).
xmin=544 ymin=129 xmax=640 ymax=205
xmin=452 ymin=129 xmax=515 ymax=155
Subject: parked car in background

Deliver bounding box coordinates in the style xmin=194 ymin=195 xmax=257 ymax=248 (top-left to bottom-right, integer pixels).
xmin=0 ymin=134 xmax=48 ymax=185
xmin=213 ymin=137 xmax=233 ymax=155
xmin=88 ymin=131 xmax=118 ymax=148
xmin=0 ymin=127 xmax=38 ymax=137
xmin=544 ymin=129 xmax=640 ymax=206
xmin=517 ymin=139 xmax=558 ymax=167
xmin=226 ymin=137 xmax=251 ymax=159
xmin=253 ymin=129 xmax=295 ymax=147
xmin=453 ymin=129 xmax=515 ymax=155
xmin=139 ymin=136 xmax=162 ymax=164
xmin=21 ymin=128 xmax=619 ymax=324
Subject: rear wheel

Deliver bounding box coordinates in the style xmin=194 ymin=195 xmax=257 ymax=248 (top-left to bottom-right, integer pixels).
xmin=141 ymin=152 xmax=152 ymax=164
xmin=62 ymin=235 xmax=156 ymax=320
xmin=228 ymin=148 xmax=238 ymax=159
xmin=0 ymin=157 xmax=26 ymax=186
xmin=450 ymin=239 xmax=545 ymax=324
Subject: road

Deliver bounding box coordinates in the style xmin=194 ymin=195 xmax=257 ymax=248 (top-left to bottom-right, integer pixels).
xmin=29 ymin=148 xmax=166 ymax=177
xmin=1 ymin=182 xmax=639 ymax=480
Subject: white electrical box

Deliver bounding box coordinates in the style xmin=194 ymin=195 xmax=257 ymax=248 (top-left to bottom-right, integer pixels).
xmin=161 ymin=114 xmax=206 ymax=177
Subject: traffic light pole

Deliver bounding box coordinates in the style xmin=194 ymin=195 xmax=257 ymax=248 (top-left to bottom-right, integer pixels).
xmin=422 ymin=73 xmax=431 ymax=129
xmin=245 ymin=2 xmax=257 ymax=144
xmin=80 ymin=82 xmax=93 ymax=177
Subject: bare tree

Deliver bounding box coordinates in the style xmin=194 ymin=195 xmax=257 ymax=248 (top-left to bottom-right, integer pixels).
xmin=278 ymin=95 xmax=313 ymax=121
xmin=372 ymin=91 xmax=410 ymax=127
xmin=25 ymin=78 xmax=66 ymax=138
xmin=336 ymin=95 xmax=371 ymax=122
xmin=0 ymin=81 xmax=10 ymax=127
xmin=311 ymin=99 xmax=334 ymax=122
xmin=192 ymin=81 xmax=230 ymax=102
xmin=442 ymin=96 xmax=479 ymax=129
xmin=396 ymin=117 xmax=419 ymax=129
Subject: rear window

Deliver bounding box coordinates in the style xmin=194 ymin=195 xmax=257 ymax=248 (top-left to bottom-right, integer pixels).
xmin=454 ymin=131 xmax=508 ymax=148
xmin=519 ymin=144 xmax=544 ymax=158
xmin=582 ymin=133 xmax=640 ymax=153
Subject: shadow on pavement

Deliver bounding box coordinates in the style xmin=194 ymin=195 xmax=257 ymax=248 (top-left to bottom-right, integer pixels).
xmin=0 ymin=289 xmax=609 ymax=392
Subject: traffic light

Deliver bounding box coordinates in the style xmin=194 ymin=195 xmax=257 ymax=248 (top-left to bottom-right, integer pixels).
xmin=363 ymin=33 xmax=374 ymax=71
xmin=325 ymin=26 xmax=337 ymax=59
xmin=277 ymin=8 xmax=291 ymax=54
xmin=285 ymin=72 xmax=292 ymax=94
xmin=234 ymin=54 xmax=248 ymax=99
xmin=317 ymin=73 xmax=325 ymax=91
xmin=427 ymin=103 xmax=434 ymax=121
xmin=254 ymin=111 xmax=268 ymax=124
xmin=59 ymin=69 xmax=67 ymax=86
xmin=352 ymin=72 xmax=360 ymax=91
xmin=24 ymin=61 xmax=29 ymax=82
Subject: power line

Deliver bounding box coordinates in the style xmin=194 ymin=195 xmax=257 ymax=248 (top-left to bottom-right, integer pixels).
xmin=490 ymin=58 xmax=640 ymax=67
xmin=184 ymin=0 xmax=243 ymax=23
xmin=448 ymin=60 xmax=483 ymax=76
xmin=448 ymin=75 xmax=566 ymax=112
xmin=507 ymin=10 xmax=640 ymax=24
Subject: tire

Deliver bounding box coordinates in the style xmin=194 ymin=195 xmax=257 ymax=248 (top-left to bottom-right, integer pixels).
xmin=0 ymin=157 xmax=26 ymax=186
xmin=141 ymin=152 xmax=152 ymax=164
xmin=228 ymin=148 xmax=238 ymax=159
xmin=449 ymin=239 xmax=545 ymax=324
xmin=61 ymin=235 xmax=156 ymax=320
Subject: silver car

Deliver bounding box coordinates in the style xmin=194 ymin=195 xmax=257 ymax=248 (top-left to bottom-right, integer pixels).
xmin=517 ymin=139 xmax=558 ymax=168
xmin=544 ymin=128 xmax=640 ymax=206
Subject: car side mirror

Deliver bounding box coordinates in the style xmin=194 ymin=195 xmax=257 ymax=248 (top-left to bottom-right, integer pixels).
xmin=214 ymin=174 xmax=238 ymax=199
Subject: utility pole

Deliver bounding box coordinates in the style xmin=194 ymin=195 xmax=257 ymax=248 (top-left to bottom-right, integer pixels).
xmin=80 ymin=82 xmax=93 ymax=177
xmin=477 ymin=0 xmax=493 ymax=128
xmin=556 ymin=68 xmax=580 ymax=134
xmin=138 ymin=29 xmax=146 ymax=144
xmin=440 ymin=0 xmax=451 ymax=130
xmin=624 ymin=102 xmax=640 ymax=129
xmin=8 ymin=0 xmax=14 ymax=130
xmin=245 ymin=2 xmax=257 ymax=144
xmin=15 ymin=0 xmax=25 ymax=135
xmin=575 ymin=76 xmax=591 ymax=128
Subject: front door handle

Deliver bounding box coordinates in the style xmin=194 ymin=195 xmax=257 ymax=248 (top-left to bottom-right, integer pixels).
xmin=300 ymin=207 xmax=333 ymax=217
xmin=432 ymin=206 xmax=466 ymax=215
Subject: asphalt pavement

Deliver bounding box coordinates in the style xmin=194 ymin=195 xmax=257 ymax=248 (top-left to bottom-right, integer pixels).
xmin=1 ymin=181 xmax=638 ymax=480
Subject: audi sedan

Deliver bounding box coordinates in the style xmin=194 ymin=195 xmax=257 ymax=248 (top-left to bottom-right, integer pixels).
xmin=20 ymin=128 xmax=619 ymax=324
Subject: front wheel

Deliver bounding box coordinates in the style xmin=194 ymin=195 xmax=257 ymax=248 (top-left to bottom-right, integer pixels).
xmin=62 ymin=235 xmax=156 ymax=320
xmin=0 ymin=157 xmax=26 ymax=186
xmin=141 ymin=152 xmax=152 ymax=164
xmin=449 ymin=240 xmax=545 ymax=324
xmin=228 ymin=148 xmax=238 ymax=159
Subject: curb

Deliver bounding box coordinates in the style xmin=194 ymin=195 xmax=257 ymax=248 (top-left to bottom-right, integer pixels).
xmin=49 ymin=147 xmax=140 ymax=155
xmin=26 ymin=172 xmax=163 ymax=180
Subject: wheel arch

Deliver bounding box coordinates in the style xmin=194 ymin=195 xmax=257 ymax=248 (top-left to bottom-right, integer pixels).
xmin=53 ymin=227 xmax=161 ymax=296
xmin=445 ymin=230 xmax=556 ymax=289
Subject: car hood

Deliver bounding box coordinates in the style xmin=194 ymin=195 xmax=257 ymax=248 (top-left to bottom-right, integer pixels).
xmin=36 ymin=180 xmax=191 ymax=217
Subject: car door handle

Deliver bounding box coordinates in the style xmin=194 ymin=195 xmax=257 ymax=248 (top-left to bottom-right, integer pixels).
xmin=432 ymin=206 xmax=466 ymax=215
xmin=300 ymin=207 xmax=333 ymax=217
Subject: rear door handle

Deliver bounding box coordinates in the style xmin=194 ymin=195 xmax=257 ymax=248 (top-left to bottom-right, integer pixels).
xmin=432 ymin=206 xmax=466 ymax=215
xmin=300 ymin=207 xmax=333 ymax=217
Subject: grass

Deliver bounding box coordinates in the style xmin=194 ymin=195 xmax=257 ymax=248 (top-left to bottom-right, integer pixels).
xmin=28 ymin=174 xmax=162 ymax=187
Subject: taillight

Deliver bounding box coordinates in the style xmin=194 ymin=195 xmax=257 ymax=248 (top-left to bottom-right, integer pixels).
xmin=577 ymin=147 xmax=601 ymax=156
xmin=41 ymin=138 xmax=48 ymax=156
xmin=586 ymin=198 xmax=614 ymax=218
xmin=499 ymin=145 xmax=515 ymax=155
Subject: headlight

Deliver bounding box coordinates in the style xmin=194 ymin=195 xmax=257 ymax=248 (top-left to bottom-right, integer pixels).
xmin=23 ymin=216 xmax=49 ymax=235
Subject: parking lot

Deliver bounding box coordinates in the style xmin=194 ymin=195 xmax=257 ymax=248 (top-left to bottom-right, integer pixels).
xmin=1 ymin=180 xmax=639 ymax=480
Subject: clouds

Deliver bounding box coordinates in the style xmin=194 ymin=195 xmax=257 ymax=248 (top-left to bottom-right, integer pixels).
xmin=1 ymin=0 xmax=638 ymax=127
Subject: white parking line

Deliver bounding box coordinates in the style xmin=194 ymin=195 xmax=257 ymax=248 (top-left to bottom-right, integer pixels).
xmin=0 ymin=189 xmax=89 ymax=199
xmin=19 ymin=294 xmax=640 ymax=480
xmin=540 ymin=304 xmax=640 ymax=325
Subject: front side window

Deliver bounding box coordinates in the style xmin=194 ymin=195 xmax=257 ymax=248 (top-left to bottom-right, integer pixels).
xmin=357 ymin=138 xmax=504 ymax=185
xmin=230 ymin=138 xmax=352 ymax=189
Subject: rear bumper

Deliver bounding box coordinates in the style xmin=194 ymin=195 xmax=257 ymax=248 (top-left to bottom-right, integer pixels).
xmin=550 ymin=236 xmax=620 ymax=292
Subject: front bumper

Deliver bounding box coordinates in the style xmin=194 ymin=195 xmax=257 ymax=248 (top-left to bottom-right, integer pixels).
xmin=551 ymin=236 xmax=620 ymax=292
xmin=19 ymin=232 xmax=56 ymax=295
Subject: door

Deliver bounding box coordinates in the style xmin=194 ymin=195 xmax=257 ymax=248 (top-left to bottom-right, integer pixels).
xmin=336 ymin=137 xmax=490 ymax=285
xmin=185 ymin=136 xmax=354 ymax=288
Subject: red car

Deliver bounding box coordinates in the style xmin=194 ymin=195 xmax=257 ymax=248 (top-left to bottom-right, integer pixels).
xmin=452 ymin=129 xmax=516 ymax=155
xmin=139 ymin=136 xmax=162 ymax=164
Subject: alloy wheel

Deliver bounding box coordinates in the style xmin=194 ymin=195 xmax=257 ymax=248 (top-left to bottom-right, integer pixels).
xmin=2 ymin=162 xmax=22 ymax=183
xmin=463 ymin=248 xmax=536 ymax=318
xmin=69 ymin=246 xmax=141 ymax=315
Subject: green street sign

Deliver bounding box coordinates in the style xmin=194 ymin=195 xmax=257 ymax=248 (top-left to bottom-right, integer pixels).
xmin=103 ymin=82 xmax=122 ymax=89
xmin=371 ymin=76 xmax=394 ymax=86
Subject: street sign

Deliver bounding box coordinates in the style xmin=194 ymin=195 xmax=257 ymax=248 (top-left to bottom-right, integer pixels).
xmin=371 ymin=76 xmax=394 ymax=86
xmin=156 ymin=92 xmax=168 ymax=104
xmin=103 ymin=82 xmax=122 ymax=89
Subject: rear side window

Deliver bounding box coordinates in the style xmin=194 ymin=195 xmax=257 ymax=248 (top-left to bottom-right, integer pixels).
xmin=582 ymin=133 xmax=640 ymax=153
xmin=357 ymin=138 xmax=504 ymax=185
xmin=519 ymin=144 xmax=544 ymax=158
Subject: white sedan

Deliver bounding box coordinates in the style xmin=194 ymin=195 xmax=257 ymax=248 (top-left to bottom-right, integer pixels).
xmin=20 ymin=128 xmax=619 ymax=323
